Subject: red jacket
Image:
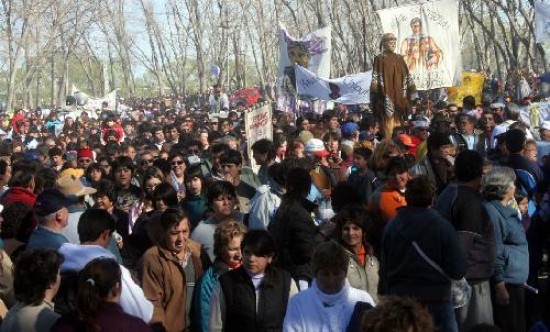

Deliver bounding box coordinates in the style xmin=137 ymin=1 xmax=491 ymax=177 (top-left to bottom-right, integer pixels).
xmin=1 ymin=187 xmax=36 ymax=207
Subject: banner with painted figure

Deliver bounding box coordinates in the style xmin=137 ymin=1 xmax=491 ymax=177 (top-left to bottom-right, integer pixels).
xmin=295 ymin=65 xmax=372 ymax=105
xmin=446 ymin=72 xmax=485 ymax=107
xmin=535 ymin=2 xmax=550 ymax=43
xmin=276 ymin=24 xmax=332 ymax=111
xmin=377 ymin=0 xmax=461 ymax=90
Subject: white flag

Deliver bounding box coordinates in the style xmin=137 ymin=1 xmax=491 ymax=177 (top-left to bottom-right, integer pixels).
xmin=295 ymin=65 xmax=372 ymax=104
xmin=377 ymin=0 xmax=461 ymax=90
xmin=535 ymin=2 xmax=550 ymax=43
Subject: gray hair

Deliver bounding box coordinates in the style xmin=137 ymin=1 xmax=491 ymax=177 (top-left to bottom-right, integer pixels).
xmin=506 ymin=103 xmax=520 ymax=121
xmin=481 ymin=166 xmax=516 ymax=201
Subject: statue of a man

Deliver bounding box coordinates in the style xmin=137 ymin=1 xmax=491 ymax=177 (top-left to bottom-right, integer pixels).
xmin=370 ymin=33 xmax=417 ymax=138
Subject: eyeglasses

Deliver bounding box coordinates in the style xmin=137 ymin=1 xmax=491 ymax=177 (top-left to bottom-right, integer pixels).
xmin=172 ymin=160 xmax=184 ymax=166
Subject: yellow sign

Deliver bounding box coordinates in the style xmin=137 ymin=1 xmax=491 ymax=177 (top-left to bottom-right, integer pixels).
xmin=447 ymin=72 xmax=485 ymax=107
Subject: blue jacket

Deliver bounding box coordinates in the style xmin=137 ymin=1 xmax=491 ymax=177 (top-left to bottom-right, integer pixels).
xmin=380 ymin=207 xmax=466 ymax=302
xmin=197 ymin=260 xmax=230 ymax=332
xmin=483 ymin=200 xmax=529 ymax=285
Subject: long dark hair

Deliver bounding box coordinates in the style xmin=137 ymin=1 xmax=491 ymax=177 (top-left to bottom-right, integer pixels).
xmin=77 ymin=258 xmax=121 ymax=332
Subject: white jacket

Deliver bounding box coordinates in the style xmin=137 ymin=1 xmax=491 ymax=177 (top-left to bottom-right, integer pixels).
xmin=283 ymin=280 xmax=374 ymax=332
xmin=58 ymin=243 xmax=153 ymax=323
xmin=248 ymin=185 xmax=282 ymax=230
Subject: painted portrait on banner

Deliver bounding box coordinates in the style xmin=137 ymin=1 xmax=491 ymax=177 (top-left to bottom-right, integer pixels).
xmin=377 ymin=0 xmax=461 ymax=90
xmin=276 ymin=25 xmax=331 ymax=112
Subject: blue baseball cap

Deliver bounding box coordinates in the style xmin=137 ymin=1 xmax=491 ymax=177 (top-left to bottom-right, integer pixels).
xmin=34 ymin=188 xmax=75 ymax=216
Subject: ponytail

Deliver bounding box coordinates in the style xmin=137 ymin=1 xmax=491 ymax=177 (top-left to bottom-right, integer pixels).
xmin=77 ymin=258 xmax=121 ymax=332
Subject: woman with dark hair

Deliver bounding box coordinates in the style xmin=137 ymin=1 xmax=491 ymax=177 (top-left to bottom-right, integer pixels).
xmin=2 ymin=249 xmax=64 ymax=332
xmin=273 ymin=132 xmax=287 ymax=163
xmin=84 ymin=163 xmax=106 ymax=188
xmin=129 ymin=166 xmax=166 ymax=229
xmin=52 ymin=258 xmax=149 ymax=332
xmin=93 ymin=179 xmax=129 ymax=250
xmin=269 ymin=167 xmax=325 ymax=290
xmin=332 ymin=205 xmax=379 ymax=302
xmin=95 ymin=156 xmax=112 ymax=178
xmin=180 ymin=164 xmax=208 ymax=229
xmin=151 ymin=182 xmax=179 ymax=212
xmin=191 ymin=181 xmax=244 ymax=261
xmin=209 ymin=230 xmax=297 ymax=331
xmin=168 ymin=151 xmax=187 ymax=201
xmin=141 ymin=208 xmax=209 ymax=332
xmin=367 ymin=156 xmax=410 ymax=224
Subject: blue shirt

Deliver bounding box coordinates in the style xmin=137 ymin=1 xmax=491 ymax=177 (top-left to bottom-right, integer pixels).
xmin=27 ymin=225 xmax=69 ymax=250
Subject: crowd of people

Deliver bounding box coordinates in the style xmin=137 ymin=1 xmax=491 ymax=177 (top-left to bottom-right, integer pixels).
xmin=0 ymin=85 xmax=546 ymax=332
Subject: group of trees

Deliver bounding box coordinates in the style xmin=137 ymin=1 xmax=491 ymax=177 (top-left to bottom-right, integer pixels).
xmin=0 ymin=0 xmax=545 ymax=111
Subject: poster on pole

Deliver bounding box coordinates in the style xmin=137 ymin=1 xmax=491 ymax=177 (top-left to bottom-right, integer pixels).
xmin=295 ymin=65 xmax=372 ymax=104
xmin=276 ymin=24 xmax=332 ymax=112
xmin=376 ymin=0 xmax=461 ymax=90
xmin=446 ymin=72 xmax=485 ymax=107
xmin=245 ymin=104 xmax=273 ymax=170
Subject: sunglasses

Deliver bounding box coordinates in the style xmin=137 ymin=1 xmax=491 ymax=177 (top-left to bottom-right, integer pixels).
xmin=172 ymin=160 xmax=185 ymax=166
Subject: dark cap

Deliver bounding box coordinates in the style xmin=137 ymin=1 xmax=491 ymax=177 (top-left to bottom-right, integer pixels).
xmin=35 ymin=188 xmax=74 ymax=216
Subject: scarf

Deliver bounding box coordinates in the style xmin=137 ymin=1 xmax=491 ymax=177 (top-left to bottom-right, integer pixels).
xmin=311 ymin=279 xmax=351 ymax=332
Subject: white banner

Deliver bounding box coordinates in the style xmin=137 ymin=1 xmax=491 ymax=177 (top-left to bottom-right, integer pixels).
xmin=245 ymin=104 xmax=273 ymax=169
xmin=295 ymin=65 xmax=372 ymax=104
xmin=72 ymin=85 xmax=117 ymax=111
xmin=376 ymin=0 xmax=461 ymax=90
xmin=276 ymin=24 xmax=332 ymax=111
xmin=535 ymin=2 xmax=550 ymax=43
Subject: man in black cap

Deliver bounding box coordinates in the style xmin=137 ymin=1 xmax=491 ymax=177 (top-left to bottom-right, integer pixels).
xmin=26 ymin=188 xmax=73 ymax=250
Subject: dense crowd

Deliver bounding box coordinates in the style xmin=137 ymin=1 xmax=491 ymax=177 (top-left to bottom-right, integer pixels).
xmin=0 ymin=85 xmax=547 ymax=332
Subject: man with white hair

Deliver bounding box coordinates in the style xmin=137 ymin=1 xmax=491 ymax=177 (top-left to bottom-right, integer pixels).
xmin=26 ymin=188 xmax=72 ymax=250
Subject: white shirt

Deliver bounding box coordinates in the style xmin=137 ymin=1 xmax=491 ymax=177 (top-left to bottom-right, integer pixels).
xmin=58 ymin=243 xmax=154 ymax=323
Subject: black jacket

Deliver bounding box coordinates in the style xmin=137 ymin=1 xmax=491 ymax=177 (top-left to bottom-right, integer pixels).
xmin=268 ymin=198 xmax=323 ymax=282
xmin=435 ymin=184 xmax=496 ymax=284
xmin=380 ymin=207 xmax=466 ymax=302
xmin=219 ymin=266 xmax=292 ymax=332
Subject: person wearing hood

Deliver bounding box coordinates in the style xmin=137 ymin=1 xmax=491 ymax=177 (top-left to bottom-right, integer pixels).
xmin=380 ymin=175 xmax=466 ymax=332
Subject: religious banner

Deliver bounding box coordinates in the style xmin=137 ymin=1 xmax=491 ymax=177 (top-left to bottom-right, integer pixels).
xmin=376 ymin=0 xmax=461 ymax=90
xmin=446 ymin=72 xmax=485 ymax=107
xmin=276 ymin=24 xmax=332 ymax=111
xmin=295 ymin=65 xmax=372 ymax=104
xmin=535 ymin=2 xmax=550 ymax=43
xmin=244 ymin=104 xmax=273 ymax=168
